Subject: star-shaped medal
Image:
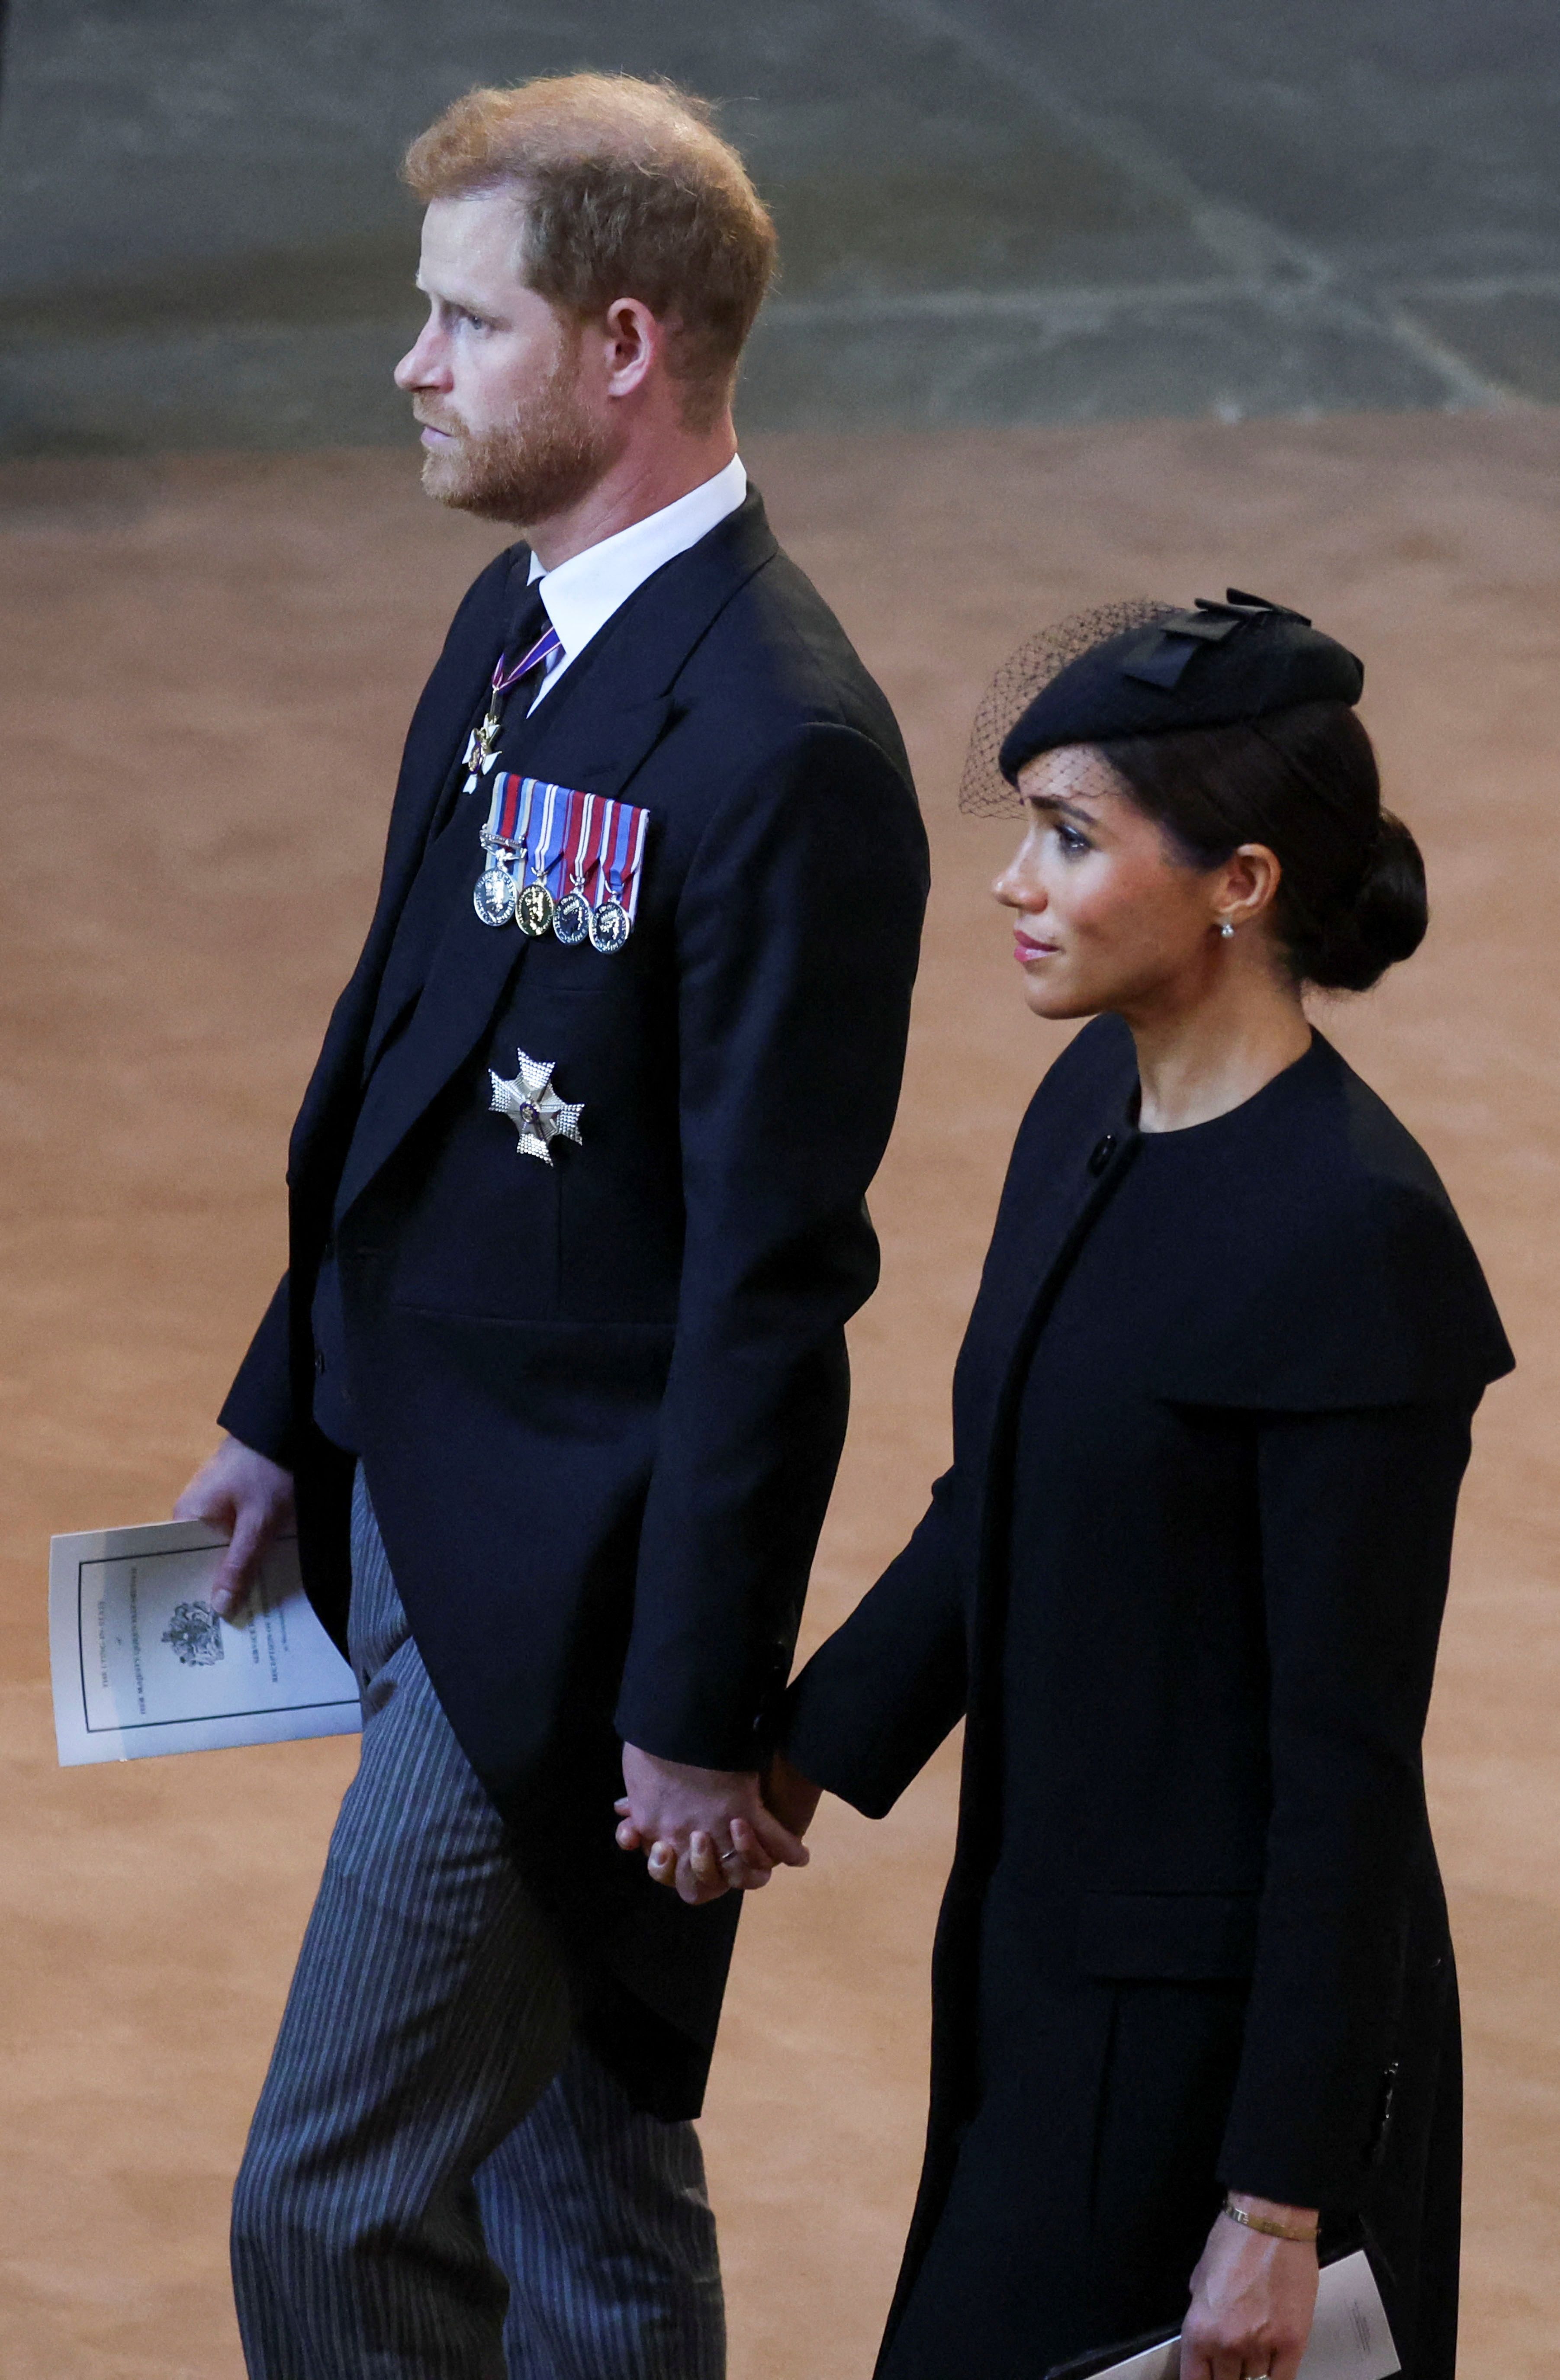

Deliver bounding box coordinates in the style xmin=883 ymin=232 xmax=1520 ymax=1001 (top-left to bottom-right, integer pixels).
xmin=488 ymin=1048 xmax=584 ymax=1164
xmin=462 ymin=708 xmax=502 ymax=789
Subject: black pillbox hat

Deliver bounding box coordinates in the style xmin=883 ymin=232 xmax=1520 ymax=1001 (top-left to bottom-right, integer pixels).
xmin=998 ymin=590 xmax=1364 ymax=785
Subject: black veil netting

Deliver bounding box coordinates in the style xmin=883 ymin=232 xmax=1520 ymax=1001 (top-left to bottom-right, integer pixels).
xmin=957 ymin=598 xmax=1177 ymax=815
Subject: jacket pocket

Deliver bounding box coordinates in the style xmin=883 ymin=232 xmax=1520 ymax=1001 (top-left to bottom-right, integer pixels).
xmin=1077 ymin=1890 xmax=1259 ymax=1981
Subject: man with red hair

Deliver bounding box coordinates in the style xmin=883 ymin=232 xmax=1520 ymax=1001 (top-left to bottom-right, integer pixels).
xmin=175 ymin=71 xmax=926 ymax=2380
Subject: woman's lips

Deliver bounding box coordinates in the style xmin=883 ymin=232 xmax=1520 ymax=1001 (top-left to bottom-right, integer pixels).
xmin=1014 ymin=931 xmax=1058 ymax=963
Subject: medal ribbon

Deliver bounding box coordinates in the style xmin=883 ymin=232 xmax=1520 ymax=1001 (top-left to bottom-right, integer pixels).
xmin=576 ymin=797 xmax=608 ymax=898
xmin=482 ymin=771 xmax=535 ymax=856
xmin=620 ymin=805 xmax=650 ymax=923
xmin=590 ymin=800 xmax=616 ymax=907
xmin=486 ymin=780 xmax=652 ymax=926
xmin=560 ymin=790 xmax=595 ymax=891
xmin=595 ymin=797 xmax=651 ymax=921
xmin=463 ymin=624 xmax=565 ymax=791
xmin=491 ymin=621 xmax=563 ymax=701
xmin=528 ymin=781 xmax=561 ymax=885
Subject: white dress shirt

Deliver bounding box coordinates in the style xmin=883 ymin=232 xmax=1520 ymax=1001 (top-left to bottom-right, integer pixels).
xmin=526 ymin=453 xmax=748 ymax=708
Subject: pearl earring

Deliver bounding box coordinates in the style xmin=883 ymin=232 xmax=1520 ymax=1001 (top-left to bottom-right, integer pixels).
xmin=1218 ymin=921 xmax=1235 ymax=939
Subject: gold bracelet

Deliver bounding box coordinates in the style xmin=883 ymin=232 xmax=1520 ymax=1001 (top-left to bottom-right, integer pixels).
xmin=1221 ymin=2196 xmax=1319 ymax=2245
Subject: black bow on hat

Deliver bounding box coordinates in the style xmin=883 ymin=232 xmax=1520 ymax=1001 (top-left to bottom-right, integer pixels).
xmin=999 ymin=589 xmax=1364 ymax=785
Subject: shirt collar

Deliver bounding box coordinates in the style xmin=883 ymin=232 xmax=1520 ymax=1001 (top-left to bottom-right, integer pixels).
xmin=527 ymin=454 xmax=748 ymax=681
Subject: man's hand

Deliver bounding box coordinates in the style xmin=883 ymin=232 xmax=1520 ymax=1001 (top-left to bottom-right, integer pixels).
xmin=173 ymin=1435 xmax=296 ymax=1620
xmin=1180 ymin=2197 xmax=1319 ymax=2380
xmin=614 ymin=1744 xmax=810 ymax=1905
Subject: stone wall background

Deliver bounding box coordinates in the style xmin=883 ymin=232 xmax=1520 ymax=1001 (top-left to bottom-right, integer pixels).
xmin=4 ymin=0 xmax=1560 ymax=452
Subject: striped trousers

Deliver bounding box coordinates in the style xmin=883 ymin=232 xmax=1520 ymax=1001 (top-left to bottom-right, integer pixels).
xmin=231 ymin=1472 xmax=726 ymax=2378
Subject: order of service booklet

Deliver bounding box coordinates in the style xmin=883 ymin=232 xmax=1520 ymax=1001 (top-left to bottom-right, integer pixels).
xmin=49 ymin=1519 xmax=360 ymax=1765
xmin=1043 ymin=2249 xmax=1399 ymax=2380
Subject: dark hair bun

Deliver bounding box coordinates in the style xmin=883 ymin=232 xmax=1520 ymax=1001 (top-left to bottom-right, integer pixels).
xmin=1299 ymin=809 xmax=1428 ymax=992
xmin=1098 ymin=706 xmax=1427 ymax=995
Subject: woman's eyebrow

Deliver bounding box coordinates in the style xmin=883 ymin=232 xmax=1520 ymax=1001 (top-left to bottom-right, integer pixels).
xmin=1028 ymin=794 xmax=1098 ymax=825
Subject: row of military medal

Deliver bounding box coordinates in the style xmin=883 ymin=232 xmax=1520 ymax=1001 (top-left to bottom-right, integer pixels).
xmin=473 ymin=774 xmax=650 ymax=957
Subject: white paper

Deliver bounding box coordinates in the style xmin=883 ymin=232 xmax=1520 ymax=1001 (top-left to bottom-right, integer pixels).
xmin=50 ymin=1519 xmax=360 ymax=1765
xmin=1297 ymin=2251 xmax=1400 ymax=2380
xmin=1082 ymin=2251 xmax=1399 ymax=2380
xmin=1086 ymin=2337 xmax=1180 ymax=2380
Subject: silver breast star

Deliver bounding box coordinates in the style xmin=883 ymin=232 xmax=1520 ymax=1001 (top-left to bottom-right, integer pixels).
xmin=488 ymin=1048 xmax=584 ymax=1164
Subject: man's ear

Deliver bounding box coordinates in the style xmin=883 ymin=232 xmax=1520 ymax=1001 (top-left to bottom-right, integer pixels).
xmin=601 ymin=298 xmax=661 ymax=399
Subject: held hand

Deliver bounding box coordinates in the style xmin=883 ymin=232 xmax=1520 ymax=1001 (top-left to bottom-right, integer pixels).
xmin=1180 ymin=2199 xmax=1319 ymax=2380
xmin=614 ymin=1743 xmax=809 ymax=1905
xmin=669 ymin=1753 xmax=823 ymax=1901
xmin=173 ymin=1435 xmax=295 ymax=1621
xmin=763 ymin=1748 xmax=822 ymax=1842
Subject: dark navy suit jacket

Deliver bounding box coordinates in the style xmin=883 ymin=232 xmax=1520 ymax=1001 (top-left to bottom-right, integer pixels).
xmin=221 ymin=490 xmax=929 ymax=2113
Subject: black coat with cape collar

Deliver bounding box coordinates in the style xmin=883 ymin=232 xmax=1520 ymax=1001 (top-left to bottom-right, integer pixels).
xmin=784 ymin=1016 xmax=1512 ymax=2372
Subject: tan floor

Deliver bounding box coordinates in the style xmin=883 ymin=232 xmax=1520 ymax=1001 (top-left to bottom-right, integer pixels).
xmin=1 ymin=415 xmax=1556 ymax=2378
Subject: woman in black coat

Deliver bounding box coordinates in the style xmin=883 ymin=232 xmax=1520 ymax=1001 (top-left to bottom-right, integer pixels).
xmin=745 ymin=596 xmax=1512 ymax=2380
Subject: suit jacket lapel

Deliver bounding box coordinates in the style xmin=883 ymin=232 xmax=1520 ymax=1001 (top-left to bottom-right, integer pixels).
xmin=333 ymin=495 xmax=776 ymax=1222
xmin=288 ymin=553 xmax=525 ymax=1197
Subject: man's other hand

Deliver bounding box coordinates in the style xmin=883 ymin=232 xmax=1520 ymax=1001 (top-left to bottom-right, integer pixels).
xmin=616 ymin=1743 xmax=810 ymax=1904
xmin=174 ymin=1435 xmax=296 ymax=1620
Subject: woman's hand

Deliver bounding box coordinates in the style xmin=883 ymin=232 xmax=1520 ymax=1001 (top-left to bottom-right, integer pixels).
xmin=1180 ymin=2198 xmax=1319 ymax=2380
xmin=763 ymin=1748 xmax=823 ymax=1842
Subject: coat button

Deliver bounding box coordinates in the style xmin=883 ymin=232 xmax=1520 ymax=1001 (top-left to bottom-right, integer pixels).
xmin=313 ymin=1348 xmax=326 ymax=1377
xmin=1087 ymin=1133 xmax=1117 ymax=1176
